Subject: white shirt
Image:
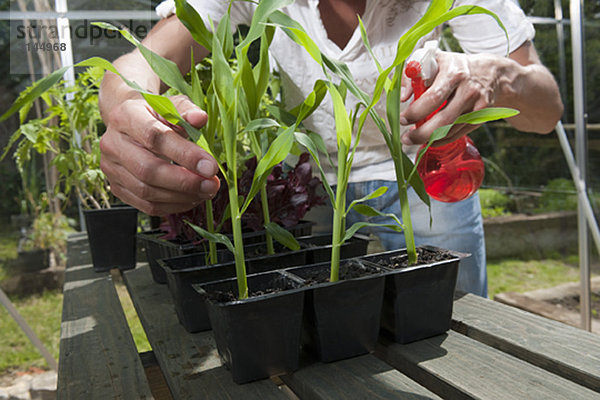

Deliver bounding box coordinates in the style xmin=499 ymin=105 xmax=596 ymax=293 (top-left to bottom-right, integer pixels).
xmin=156 ymin=0 xmax=534 ymax=184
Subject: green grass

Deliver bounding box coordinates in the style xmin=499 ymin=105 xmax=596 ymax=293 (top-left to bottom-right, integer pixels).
xmin=0 ymin=283 xmax=151 ymax=375
xmin=0 ymin=290 xmax=62 ymax=373
xmin=0 ymin=223 xmax=19 ymax=282
xmin=487 ymin=255 xmax=586 ymax=299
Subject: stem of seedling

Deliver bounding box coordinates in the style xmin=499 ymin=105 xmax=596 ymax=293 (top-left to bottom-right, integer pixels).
xmin=205 ymin=200 xmax=218 ymax=264
xmin=260 ymin=186 xmax=275 ymax=255
xmin=330 ymin=184 xmax=346 ymax=282
xmin=228 ymin=180 xmax=248 ymax=299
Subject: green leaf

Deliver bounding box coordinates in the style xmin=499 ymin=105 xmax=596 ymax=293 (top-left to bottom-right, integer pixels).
xmin=238 ymin=51 xmax=259 ymax=118
xmin=328 ymin=83 xmax=352 ymax=151
xmin=350 ymin=203 xmax=404 ymax=226
xmin=343 ymin=221 xmax=403 ymax=243
xmin=1 ymin=66 xmax=70 ymax=121
xmin=190 ymin=49 xmax=205 ymax=106
xmin=241 ymin=126 xmax=295 ymax=213
xmin=254 ymin=27 xmax=276 ymax=103
xmin=211 ymin=27 xmax=235 ymax=109
xmin=358 ymin=16 xmax=382 ymax=74
xmin=92 ymin=22 xmax=192 ymax=97
xmin=264 ymin=222 xmax=301 ymax=251
xmin=139 ymin=93 xmax=180 ymax=124
xmin=244 ymin=118 xmax=281 ymax=132
xmin=347 ymin=186 xmax=388 ymax=213
xmin=455 ymin=107 xmax=520 ymax=125
xmin=385 ymin=67 xmax=403 ymax=146
xmin=175 ymin=0 xmax=213 ymax=51
xmin=216 ymin=9 xmax=234 ymax=61
xmin=186 ymin=221 xmax=236 ymax=254
xmin=266 ymin=105 xmax=298 ymax=127
xmin=237 ymin=0 xmax=294 ymax=50
xmin=293 ymin=80 xmax=328 ymax=124
xmin=268 ymin=11 xmax=323 ymax=65
xmin=293 ymin=132 xmax=335 ymax=205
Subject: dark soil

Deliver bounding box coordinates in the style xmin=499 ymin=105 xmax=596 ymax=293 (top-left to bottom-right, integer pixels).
xmin=205 ymin=275 xmax=298 ymax=303
xmin=292 ymin=260 xmax=379 ymax=285
xmin=208 ymin=287 xmax=287 ymax=303
xmin=547 ymin=291 xmax=600 ymax=319
xmin=373 ymin=247 xmax=455 ymax=270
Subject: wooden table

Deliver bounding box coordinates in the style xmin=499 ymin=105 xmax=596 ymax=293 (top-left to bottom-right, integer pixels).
xmin=58 ymin=237 xmax=600 ymax=399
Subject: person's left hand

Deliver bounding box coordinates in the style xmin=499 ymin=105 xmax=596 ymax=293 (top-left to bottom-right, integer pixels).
xmin=399 ymin=50 xmax=503 ymax=146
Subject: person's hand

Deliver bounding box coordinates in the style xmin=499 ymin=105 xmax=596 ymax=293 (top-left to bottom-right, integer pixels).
xmin=99 ymin=94 xmax=220 ymax=216
xmin=400 ymin=51 xmax=502 ymax=146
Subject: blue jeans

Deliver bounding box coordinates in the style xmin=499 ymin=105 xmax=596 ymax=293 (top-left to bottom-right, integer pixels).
xmin=306 ymin=180 xmax=487 ymax=297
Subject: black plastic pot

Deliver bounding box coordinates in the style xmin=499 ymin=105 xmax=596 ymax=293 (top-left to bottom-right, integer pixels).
xmin=361 ymin=246 xmax=464 ymax=344
xmin=83 ymin=205 xmax=138 ymax=273
xmin=161 ymin=243 xmax=308 ymax=333
xmin=161 ymin=251 xmax=236 ymax=332
xmin=137 ymin=229 xmax=200 ymax=283
xmin=195 ymin=271 xmax=305 ymax=384
xmin=160 ymin=234 xmax=370 ymax=333
xmin=285 ymin=259 xmax=385 ymax=363
xmin=10 ymin=248 xmax=50 ymax=272
xmin=139 ymin=220 xmax=314 ymax=284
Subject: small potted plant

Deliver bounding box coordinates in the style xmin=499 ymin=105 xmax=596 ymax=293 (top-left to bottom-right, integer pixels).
xmin=10 ymin=204 xmax=73 ymax=273
xmin=1 ymin=68 xmax=138 ymax=272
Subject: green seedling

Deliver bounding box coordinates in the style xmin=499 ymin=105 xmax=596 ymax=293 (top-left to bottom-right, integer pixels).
xmin=271 ymin=0 xmax=519 ymax=273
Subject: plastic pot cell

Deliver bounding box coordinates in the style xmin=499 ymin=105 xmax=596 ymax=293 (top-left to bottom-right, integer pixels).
xmin=286 ymin=259 xmax=385 ymax=363
xmin=195 ymin=271 xmax=305 ymax=384
xmin=362 ymin=246 xmax=464 ymax=344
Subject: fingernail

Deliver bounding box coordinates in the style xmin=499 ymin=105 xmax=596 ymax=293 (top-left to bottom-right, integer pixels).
xmin=200 ymin=179 xmax=218 ymax=195
xmin=401 ymin=135 xmax=412 ymax=145
xmin=400 ymin=116 xmax=408 ymax=125
xmin=197 ymin=159 xmax=217 ymax=177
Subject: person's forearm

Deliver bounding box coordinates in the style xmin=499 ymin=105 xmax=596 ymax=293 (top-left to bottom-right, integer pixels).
xmin=98 ymin=51 xmax=161 ymax=121
xmin=495 ymin=58 xmax=563 ymax=134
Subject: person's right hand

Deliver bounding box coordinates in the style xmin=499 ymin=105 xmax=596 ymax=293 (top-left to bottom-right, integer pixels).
xmin=99 ymin=94 xmax=220 ymax=216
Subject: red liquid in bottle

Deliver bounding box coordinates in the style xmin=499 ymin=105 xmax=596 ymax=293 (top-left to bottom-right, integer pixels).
xmin=416 ymin=136 xmax=484 ymax=202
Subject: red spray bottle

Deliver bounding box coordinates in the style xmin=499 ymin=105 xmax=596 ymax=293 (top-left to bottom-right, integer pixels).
xmin=405 ymin=41 xmax=484 ymax=203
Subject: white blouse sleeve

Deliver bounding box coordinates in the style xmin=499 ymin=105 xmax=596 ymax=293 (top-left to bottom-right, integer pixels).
xmin=154 ymin=0 xmax=253 ymax=28
xmin=448 ymin=0 xmax=535 ymax=56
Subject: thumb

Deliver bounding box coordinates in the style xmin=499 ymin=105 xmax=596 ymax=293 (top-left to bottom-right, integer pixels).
xmin=170 ymin=94 xmax=208 ymax=129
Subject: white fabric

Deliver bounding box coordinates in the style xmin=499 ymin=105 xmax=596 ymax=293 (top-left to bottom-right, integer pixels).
xmin=155 ymin=0 xmax=534 ymax=184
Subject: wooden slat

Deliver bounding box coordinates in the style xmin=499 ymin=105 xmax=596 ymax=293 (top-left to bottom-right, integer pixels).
xmin=376 ymin=331 xmax=600 ymax=400
xmin=452 ymin=293 xmax=600 ymax=392
xmin=281 ymin=354 xmax=441 ymax=400
xmin=65 ymin=233 xmax=91 ymax=268
xmin=494 ymin=291 xmax=600 ymax=333
xmin=58 ymin=263 xmax=153 ymax=399
xmin=122 ymin=264 xmax=288 ymax=400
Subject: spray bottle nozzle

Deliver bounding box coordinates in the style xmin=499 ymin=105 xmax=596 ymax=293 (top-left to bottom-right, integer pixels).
xmin=406 ymin=40 xmax=443 ymax=128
